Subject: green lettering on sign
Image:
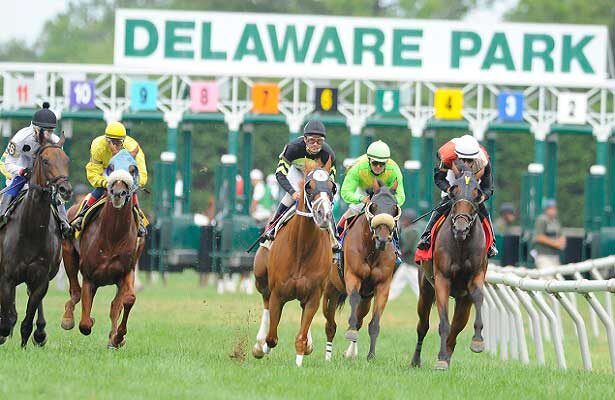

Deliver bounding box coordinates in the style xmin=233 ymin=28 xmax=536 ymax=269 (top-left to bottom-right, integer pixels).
xmin=164 ymin=21 xmax=195 ymax=59
xmin=313 ymin=27 xmax=347 ymax=65
xmin=481 ymin=32 xmax=515 ymax=71
xmin=523 ymin=34 xmax=554 ymax=72
xmin=450 ymin=31 xmax=481 ymax=68
xmin=233 ymin=24 xmax=267 ymax=61
xmin=353 ymin=28 xmax=384 ymax=65
xmin=392 ymin=29 xmax=422 ymax=67
xmin=562 ymin=35 xmax=594 ymax=73
xmin=125 ymin=19 xmax=158 ymax=57
xmin=201 ymin=22 xmax=226 ymax=60
xmin=267 ymin=25 xmax=314 ymax=63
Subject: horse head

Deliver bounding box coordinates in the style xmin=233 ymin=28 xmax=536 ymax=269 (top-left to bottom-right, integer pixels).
xmin=449 ymin=168 xmax=482 ymax=242
xmin=106 ymin=150 xmax=138 ymax=209
xmin=302 ymin=157 xmax=335 ymax=230
xmin=365 ymin=179 xmax=401 ymax=251
xmin=32 ymin=131 xmax=72 ymax=202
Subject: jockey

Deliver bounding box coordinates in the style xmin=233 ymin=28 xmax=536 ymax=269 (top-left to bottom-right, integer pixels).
xmin=262 ymin=119 xmax=336 ymax=240
xmin=71 ymin=121 xmax=148 ymax=236
xmin=0 ymin=102 xmax=73 ymax=238
xmin=416 ymin=134 xmax=497 ymax=257
xmin=337 ymin=140 xmax=405 ymax=260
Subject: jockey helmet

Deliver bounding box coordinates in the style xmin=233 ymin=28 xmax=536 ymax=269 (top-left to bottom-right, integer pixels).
xmin=453 ymin=135 xmax=480 ymax=159
xmin=303 ymin=120 xmax=326 ymax=137
xmin=366 ymin=140 xmax=391 ymax=163
xmin=105 ymin=121 xmax=127 ymax=140
xmin=250 ymin=169 xmax=264 ymax=181
xmin=32 ymin=102 xmax=57 ymax=129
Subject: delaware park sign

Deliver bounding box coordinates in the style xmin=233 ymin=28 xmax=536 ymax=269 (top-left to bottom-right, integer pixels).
xmin=114 ymin=9 xmax=609 ymax=87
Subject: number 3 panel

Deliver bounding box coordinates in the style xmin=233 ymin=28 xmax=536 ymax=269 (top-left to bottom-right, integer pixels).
xmin=190 ymin=81 xmax=219 ymax=112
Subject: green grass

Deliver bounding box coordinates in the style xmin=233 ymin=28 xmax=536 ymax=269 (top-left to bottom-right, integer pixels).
xmin=0 ymin=271 xmax=614 ymax=400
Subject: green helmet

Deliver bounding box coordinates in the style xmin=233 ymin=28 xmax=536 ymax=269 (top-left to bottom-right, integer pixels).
xmin=366 ymin=140 xmax=390 ymax=162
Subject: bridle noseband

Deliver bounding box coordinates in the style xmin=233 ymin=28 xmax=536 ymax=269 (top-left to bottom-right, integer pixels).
xmin=29 ymin=144 xmax=69 ymax=198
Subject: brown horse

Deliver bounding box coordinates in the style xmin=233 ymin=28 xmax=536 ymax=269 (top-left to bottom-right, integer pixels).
xmin=61 ymin=161 xmax=144 ymax=348
xmin=411 ymin=170 xmax=487 ymax=370
xmin=0 ymin=137 xmax=72 ymax=347
xmin=323 ymin=180 xmax=401 ymax=361
xmin=252 ymin=161 xmax=335 ymax=367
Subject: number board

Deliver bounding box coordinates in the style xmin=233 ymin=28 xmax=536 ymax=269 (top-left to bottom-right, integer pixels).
xmin=434 ymin=89 xmax=463 ymax=120
xmin=69 ymin=80 xmax=96 ymax=109
xmin=190 ymin=81 xmax=219 ymax=112
xmin=497 ymin=92 xmax=524 ymax=122
xmin=314 ymin=87 xmax=338 ymax=112
xmin=556 ymin=93 xmax=587 ymax=125
xmin=375 ymin=89 xmax=400 ymax=116
xmin=5 ymin=77 xmax=40 ymax=108
xmin=252 ymin=83 xmax=280 ymax=114
xmin=130 ymin=80 xmax=158 ymax=111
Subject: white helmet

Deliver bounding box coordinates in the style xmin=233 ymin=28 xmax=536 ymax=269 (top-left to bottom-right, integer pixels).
xmin=452 ymin=135 xmax=480 ymax=159
xmin=250 ymin=169 xmax=264 ymax=180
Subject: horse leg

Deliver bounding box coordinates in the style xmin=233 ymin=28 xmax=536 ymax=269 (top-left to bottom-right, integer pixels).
xmin=367 ymin=279 xmax=392 ymax=361
xmin=446 ymin=296 xmax=473 ymax=359
xmin=32 ymin=301 xmax=47 ymax=346
xmin=107 ymin=285 xmax=123 ymax=348
xmin=20 ymin=281 xmax=49 ymax=347
xmin=295 ymin=291 xmax=321 ymax=367
xmin=344 ymin=272 xmax=363 ymax=342
xmin=0 ymin=280 xmax=16 ymax=344
xmin=434 ymin=273 xmax=452 ymax=370
xmin=411 ymin=270 xmax=435 ymax=368
xmin=265 ymin=290 xmax=284 ymax=352
xmin=112 ymin=270 xmax=136 ymax=348
xmin=469 ymin=274 xmax=486 ymax=353
xmin=79 ymin=278 xmax=97 ymax=336
xmin=322 ymin=282 xmax=339 ymax=361
xmin=344 ymin=297 xmax=370 ymax=359
xmin=252 ymin=249 xmax=270 ymax=359
xmin=61 ymin=245 xmax=81 ymax=330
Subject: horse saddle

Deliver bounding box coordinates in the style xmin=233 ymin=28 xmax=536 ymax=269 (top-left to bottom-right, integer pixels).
xmin=72 ymin=196 xmax=148 ymax=240
xmin=259 ymin=205 xmax=297 ymax=250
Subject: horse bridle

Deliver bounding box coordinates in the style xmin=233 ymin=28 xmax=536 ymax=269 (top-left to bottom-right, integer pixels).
xmin=29 ymin=144 xmax=69 ymax=199
xmin=364 ymin=198 xmax=402 ymax=242
xmin=296 ymin=170 xmax=334 ymax=220
xmin=451 ymin=198 xmax=478 ymax=227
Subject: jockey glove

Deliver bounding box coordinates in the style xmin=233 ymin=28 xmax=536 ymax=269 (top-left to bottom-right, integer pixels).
xmin=20 ymin=168 xmax=31 ymax=179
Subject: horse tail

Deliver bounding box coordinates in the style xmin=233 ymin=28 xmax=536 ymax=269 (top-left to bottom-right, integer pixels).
xmin=336 ymin=292 xmax=347 ymax=311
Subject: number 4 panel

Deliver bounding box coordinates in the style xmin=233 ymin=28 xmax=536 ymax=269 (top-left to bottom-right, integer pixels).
xmin=434 ymin=88 xmax=463 ymax=120
xmin=190 ymin=81 xmax=219 ymax=112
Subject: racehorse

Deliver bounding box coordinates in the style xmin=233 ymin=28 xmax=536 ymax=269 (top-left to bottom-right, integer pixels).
xmin=61 ymin=149 xmax=144 ymax=348
xmin=411 ymin=169 xmax=487 ymax=370
xmin=252 ymin=159 xmax=335 ymax=366
xmin=0 ymin=135 xmax=72 ymax=347
xmin=322 ymin=180 xmax=400 ymax=361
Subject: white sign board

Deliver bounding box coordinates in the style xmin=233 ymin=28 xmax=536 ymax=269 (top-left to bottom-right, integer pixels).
xmin=557 ymin=93 xmax=587 ymax=124
xmin=114 ymin=9 xmax=608 ymax=86
xmin=3 ymin=76 xmax=47 ymax=109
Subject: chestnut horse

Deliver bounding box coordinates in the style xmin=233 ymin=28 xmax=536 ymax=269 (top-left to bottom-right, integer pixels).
xmin=61 ymin=151 xmax=144 ymax=348
xmin=323 ymin=180 xmax=400 ymax=360
xmin=252 ymin=161 xmax=335 ymax=367
xmin=0 ymin=136 xmax=72 ymax=347
xmin=411 ymin=169 xmax=487 ymax=370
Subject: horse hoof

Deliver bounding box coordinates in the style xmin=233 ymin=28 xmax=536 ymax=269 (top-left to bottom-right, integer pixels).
xmin=295 ymin=354 xmax=304 ymax=367
xmin=79 ymin=325 xmax=92 ymax=336
xmin=32 ymin=334 xmax=47 ymax=347
xmin=0 ymin=336 xmax=7 ymax=345
xmin=344 ymin=350 xmax=357 ymax=359
xmin=345 ymin=329 xmax=359 ymax=342
xmin=252 ymin=343 xmax=265 ymax=359
xmin=470 ymin=339 xmax=485 ymax=353
xmin=410 ymin=356 xmax=421 ymax=368
xmin=434 ymin=360 xmax=449 ymax=371
xmin=61 ymin=318 xmax=74 ymax=331
xmin=305 ymin=344 xmax=314 ymax=356
xmin=325 ymin=351 xmax=332 ymax=361
xmin=367 ymin=352 xmax=376 ymax=361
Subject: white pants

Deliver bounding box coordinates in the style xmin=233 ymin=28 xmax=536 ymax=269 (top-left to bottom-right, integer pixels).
xmin=280 ymin=165 xmax=304 ymax=207
xmin=342 ymin=188 xmax=368 ymax=219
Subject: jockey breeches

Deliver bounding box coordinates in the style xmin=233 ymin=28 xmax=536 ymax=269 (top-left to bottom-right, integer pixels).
xmin=279 ymin=165 xmax=304 ymax=207
xmin=5 ymin=175 xmax=27 ymax=197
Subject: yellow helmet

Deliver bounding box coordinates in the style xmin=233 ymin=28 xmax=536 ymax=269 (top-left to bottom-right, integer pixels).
xmin=105 ymin=121 xmax=127 ymax=139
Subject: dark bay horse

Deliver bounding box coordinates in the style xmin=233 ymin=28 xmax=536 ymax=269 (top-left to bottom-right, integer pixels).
xmin=61 ymin=150 xmax=144 ymax=348
xmin=252 ymin=160 xmax=335 ymax=367
xmin=323 ymin=180 xmax=400 ymax=360
xmin=411 ymin=170 xmax=487 ymax=370
xmin=0 ymin=136 xmax=72 ymax=347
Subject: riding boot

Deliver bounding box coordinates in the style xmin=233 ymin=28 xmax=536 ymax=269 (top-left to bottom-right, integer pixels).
xmin=485 ymin=216 xmax=498 ymax=258
xmin=262 ymin=203 xmax=290 ymax=241
xmin=133 ymin=204 xmax=148 ymax=237
xmin=393 ymin=228 xmax=402 ymax=268
xmin=0 ymin=195 xmax=14 ymax=228
xmin=336 ymin=215 xmax=347 ymax=236
xmin=71 ymin=204 xmax=89 ymax=230
xmin=417 ymin=209 xmax=443 ymax=251
xmin=331 ymin=217 xmax=342 ymax=252
xmin=55 ymin=202 xmax=74 ymax=239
